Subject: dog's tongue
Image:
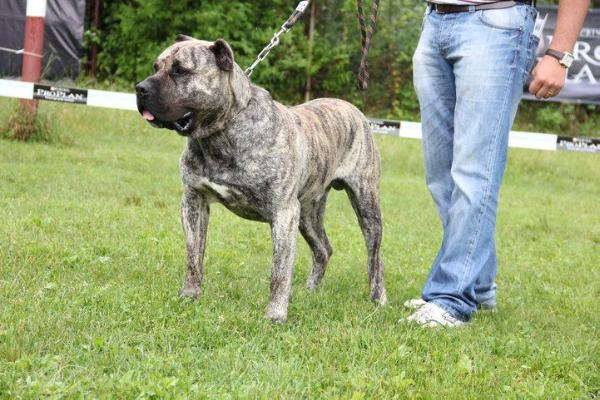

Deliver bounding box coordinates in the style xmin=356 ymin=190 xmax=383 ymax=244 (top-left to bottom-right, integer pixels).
xmin=142 ymin=110 xmax=155 ymax=121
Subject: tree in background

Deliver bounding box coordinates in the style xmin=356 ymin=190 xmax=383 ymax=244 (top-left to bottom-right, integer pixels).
xmin=86 ymin=0 xmax=599 ymax=135
xmin=87 ymin=0 xmax=423 ymax=118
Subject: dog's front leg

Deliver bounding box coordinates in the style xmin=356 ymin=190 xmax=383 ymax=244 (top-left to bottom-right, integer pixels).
xmin=266 ymin=201 xmax=300 ymax=323
xmin=179 ymin=188 xmax=209 ymax=299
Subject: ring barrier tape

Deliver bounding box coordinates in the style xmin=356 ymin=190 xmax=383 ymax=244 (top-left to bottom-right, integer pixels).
xmin=0 ymin=79 xmax=598 ymax=154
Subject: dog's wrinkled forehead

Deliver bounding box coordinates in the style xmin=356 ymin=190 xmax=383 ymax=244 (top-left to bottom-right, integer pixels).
xmin=155 ymin=40 xmax=214 ymax=71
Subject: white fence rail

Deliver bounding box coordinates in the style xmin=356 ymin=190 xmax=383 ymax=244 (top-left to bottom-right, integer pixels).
xmin=1 ymin=79 xmax=598 ymax=153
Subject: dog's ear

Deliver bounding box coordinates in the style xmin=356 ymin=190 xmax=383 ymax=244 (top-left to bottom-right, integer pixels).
xmin=210 ymin=39 xmax=234 ymax=72
xmin=175 ymin=34 xmax=195 ymax=42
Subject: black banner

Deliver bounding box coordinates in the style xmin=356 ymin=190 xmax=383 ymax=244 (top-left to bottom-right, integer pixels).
xmin=0 ymin=0 xmax=86 ymax=80
xmin=33 ymin=84 xmax=87 ymax=104
xmin=369 ymin=118 xmax=401 ymax=136
xmin=524 ymin=6 xmax=600 ymax=104
xmin=557 ymin=136 xmax=600 ymax=153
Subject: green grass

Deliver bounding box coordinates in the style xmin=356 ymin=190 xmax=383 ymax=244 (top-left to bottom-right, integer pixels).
xmin=1 ymin=98 xmax=599 ymax=399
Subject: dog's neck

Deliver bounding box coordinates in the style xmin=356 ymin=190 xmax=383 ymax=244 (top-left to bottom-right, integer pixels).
xmin=187 ymin=71 xmax=251 ymax=163
xmin=196 ymin=65 xmax=252 ymax=136
xmin=188 ymin=131 xmax=236 ymax=169
xmin=189 ymin=75 xmax=274 ymax=165
xmin=189 ymin=93 xmax=260 ymax=166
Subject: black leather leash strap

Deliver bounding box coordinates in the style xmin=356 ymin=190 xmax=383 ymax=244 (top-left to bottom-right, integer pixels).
xmin=429 ymin=0 xmax=535 ymax=14
xmin=357 ymin=0 xmax=380 ymax=90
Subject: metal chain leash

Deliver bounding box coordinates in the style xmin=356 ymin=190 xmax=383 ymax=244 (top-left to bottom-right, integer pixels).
xmin=245 ymin=1 xmax=310 ymax=77
xmin=245 ymin=0 xmax=380 ymax=91
xmin=244 ymin=27 xmax=288 ymax=77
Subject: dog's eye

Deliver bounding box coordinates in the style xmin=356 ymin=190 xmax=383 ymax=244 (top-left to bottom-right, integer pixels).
xmin=153 ymin=63 xmax=159 ymax=72
xmin=171 ymin=64 xmax=188 ymax=77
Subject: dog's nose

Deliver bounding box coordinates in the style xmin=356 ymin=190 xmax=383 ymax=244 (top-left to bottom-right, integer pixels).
xmin=135 ymin=80 xmax=151 ymax=97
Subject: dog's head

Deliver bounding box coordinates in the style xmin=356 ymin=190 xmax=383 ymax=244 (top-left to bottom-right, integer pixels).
xmin=135 ymin=35 xmax=249 ymax=138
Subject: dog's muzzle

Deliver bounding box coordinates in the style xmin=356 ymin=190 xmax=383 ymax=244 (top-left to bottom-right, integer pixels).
xmin=138 ymin=108 xmax=195 ymax=135
xmin=135 ymin=80 xmax=194 ymax=135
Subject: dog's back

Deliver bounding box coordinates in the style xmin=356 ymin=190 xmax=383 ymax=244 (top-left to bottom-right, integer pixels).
xmin=283 ymin=98 xmax=380 ymax=202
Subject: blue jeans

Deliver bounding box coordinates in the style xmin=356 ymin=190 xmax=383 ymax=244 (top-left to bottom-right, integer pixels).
xmin=413 ymin=5 xmax=539 ymax=321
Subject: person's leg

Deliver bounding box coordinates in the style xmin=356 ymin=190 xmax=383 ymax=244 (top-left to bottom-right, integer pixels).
xmin=413 ymin=8 xmax=456 ymax=294
xmin=475 ymin=239 xmax=497 ymax=308
xmin=414 ymin=8 xmax=456 ymax=226
xmin=422 ymin=5 xmax=538 ymax=321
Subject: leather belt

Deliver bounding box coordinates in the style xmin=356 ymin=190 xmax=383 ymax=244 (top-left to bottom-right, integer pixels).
xmin=428 ymin=0 xmax=533 ymax=14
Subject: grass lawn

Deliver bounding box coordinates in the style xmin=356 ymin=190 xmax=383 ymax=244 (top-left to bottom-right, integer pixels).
xmin=1 ymin=98 xmax=598 ymax=399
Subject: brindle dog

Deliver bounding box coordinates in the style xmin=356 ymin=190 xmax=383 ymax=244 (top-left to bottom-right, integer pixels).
xmin=136 ymin=35 xmax=386 ymax=323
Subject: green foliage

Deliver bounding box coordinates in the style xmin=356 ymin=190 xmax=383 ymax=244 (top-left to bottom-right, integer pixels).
xmin=89 ymin=0 xmax=424 ymax=115
xmin=1 ymin=99 xmax=599 ymax=398
xmin=85 ymin=0 xmax=600 ymax=136
xmin=516 ymin=102 xmax=600 ymax=136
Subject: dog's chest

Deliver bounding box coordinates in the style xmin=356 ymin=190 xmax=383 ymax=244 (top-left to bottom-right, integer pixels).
xmin=183 ymin=168 xmax=268 ymax=222
xmin=196 ymin=176 xmax=233 ymax=199
xmin=185 ymin=172 xmax=237 ymax=201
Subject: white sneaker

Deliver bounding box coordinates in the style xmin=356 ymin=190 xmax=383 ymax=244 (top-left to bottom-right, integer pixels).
xmin=404 ymin=297 xmax=497 ymax=312
xmin=403 ymin=298 xmax=427 ymax=309
xmin=403 ymin=302 xmax=465 ymax=327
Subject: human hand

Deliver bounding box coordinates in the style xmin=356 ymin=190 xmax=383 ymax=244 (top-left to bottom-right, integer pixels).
xmin=528 ymin=55 xmax=568 ymax=99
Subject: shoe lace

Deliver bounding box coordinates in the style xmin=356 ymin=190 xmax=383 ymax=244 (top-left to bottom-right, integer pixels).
xmin=421 ymin=304 xmax=457 ymax=323
xmin=441 ymin=311 xmax=456 ymax=322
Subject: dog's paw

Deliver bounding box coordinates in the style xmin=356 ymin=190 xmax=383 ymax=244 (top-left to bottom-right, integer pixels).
xmin=179 ymin=286 xmax=201 ymax=300
xmin=371 ymin=288 xmax=388 ymax=306
xmin=265 ymin=313 xmax=287 ymax=324
xmin=305 ymin=280 xmax=319 ymax=290
xmin=265 ymin=304 xmax=288 ymax=324
xmin=308 ymin=271 xmax=330 ymax=290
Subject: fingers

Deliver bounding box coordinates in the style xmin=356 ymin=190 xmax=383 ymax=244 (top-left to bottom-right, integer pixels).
xmin=538 ymin=82 xmax=563 ymax=99
xmin=528 ymin=77 xmax=543 ymax=96
xmin=528 ymin=57 xmax=566 ymax=99
xmin=529 ymin=76 xmax=563 ymax=99
xmin=536 ymin=83 xmax=554 ymax=99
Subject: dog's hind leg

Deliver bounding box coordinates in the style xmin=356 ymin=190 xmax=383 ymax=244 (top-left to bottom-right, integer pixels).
xmin=180 ymin=188 xmax=209 ymax=299
xmin=300 ymin=191 xmax=333 ymax=290
xmin=344 ymin=181 xmax=387 ymax=306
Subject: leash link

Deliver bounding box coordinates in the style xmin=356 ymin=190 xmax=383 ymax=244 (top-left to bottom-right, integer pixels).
xmin=245 ymin=1 xmax=310 ymax=77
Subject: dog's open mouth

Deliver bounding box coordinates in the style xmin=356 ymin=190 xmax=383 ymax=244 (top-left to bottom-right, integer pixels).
xmin=172 ymin=112 xmax=194 ymax=132
xmin=142 ymin=110 xmax=194 ymax=134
